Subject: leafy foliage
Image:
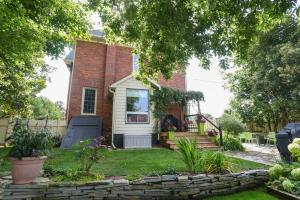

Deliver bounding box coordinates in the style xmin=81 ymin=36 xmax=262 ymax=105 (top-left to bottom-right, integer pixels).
xmin=282 ymin=179 xmax=294 ymax=192
xmin=216 ymin=135 xmax=244 ymax=151
xmin=177 ymin=138 xmax=232 ymax=174
xmin=176 ymin=138 xmax=201 ymax=173
xmin=269 ymin=164 xmax=285 ymax=179
xmin=89 ymin=0 xmax=297 ymax=79
xmin=291 ymin=168 xmax=300 ymax=181
xmin=226 ymin=18 xmax=300 ymax=131
xmin=202 ymin=151 xmax=232 ymax=174
xmin=6 ymin=126 xmax=53 ymax=159
xmin=43 ymin=165 xmax=104 ymax=182
xmin=73 ymin=137 xmax=105 ymax=173
xmin=151 ymin=87 xmax=204 ymax=119
xmin=218 ymin=113 xmax=245 ymax=135
xmin=288 ymin=139 xmax=300 ymax=162
xmin=0 ymin=0 xmax=89 ymax=117
xmin=31 ymin=96 xmax=64 ymax=120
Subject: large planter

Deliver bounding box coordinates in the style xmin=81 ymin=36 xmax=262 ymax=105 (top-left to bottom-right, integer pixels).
xmin=10 ymin=156 xmax=47 ymax=184
xmin=198 ymin=122 xmax=205 ymax=135
xmin=167 ymin=131 xmax=174 ymax=139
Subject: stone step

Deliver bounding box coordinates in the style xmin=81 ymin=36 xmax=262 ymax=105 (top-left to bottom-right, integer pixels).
xmin=160 ymin=132 xmax=206 ymax=137
xmin=166 ymin=140 xmax=213 ymax=145
xmin=169 ymin=144 xmax=220 ymax=150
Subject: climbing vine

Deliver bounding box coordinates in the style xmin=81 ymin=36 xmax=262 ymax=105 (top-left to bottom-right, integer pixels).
xmin=150 ymin=87 xmax=204 ymax=120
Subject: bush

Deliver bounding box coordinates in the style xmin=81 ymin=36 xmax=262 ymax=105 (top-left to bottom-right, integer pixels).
xmin=269 ymin=164 xmax=284 ymax=179
xmin=202 ymin=151 xmax=232 ymax=174
xmin=288 ymin=141 xmax=300 ymax=162
xmin=291 ymin=168 xmax=300 ymax=180
xmin=216 ymin=135 xmax=244 ymax=151
xmin=218 ymin=113 xmax=245 ymax=135
xmin=177 ymin=138 xmax=202 ymax=173
xmin=282 ymin=179 xmax=294 ymax=193
xmin=73 ymin=137 xmax=105 ymax=173
xmin=6 ymin=126 xmax=53 ymax=159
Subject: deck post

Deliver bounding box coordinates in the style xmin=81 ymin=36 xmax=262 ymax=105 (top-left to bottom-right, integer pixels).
xmin=219 ymin=127 xmax=223 ymax=146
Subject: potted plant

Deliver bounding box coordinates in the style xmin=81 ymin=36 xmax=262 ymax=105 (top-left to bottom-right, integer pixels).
xmin=167 ymin=126 xmax=177 ymax=140
xmin=196 ymin=115 xmax=206 ymax=135
xmin=6 ymin=126 xmax=53 ymax=184
xmin=207 ymin=129 xmax=218 ymax=142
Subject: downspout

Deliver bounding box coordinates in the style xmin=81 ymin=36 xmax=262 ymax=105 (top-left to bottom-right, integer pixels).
xmin=109 ymin=87 xmax=117 ymax=149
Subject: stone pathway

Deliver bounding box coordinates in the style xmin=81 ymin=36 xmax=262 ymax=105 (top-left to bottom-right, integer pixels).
xmin=226 ymin=143 xmax=280 ymax=166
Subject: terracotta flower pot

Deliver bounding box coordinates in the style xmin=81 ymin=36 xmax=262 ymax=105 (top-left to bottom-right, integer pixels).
xmin=10 ymin=156 xmax=47 ymax=184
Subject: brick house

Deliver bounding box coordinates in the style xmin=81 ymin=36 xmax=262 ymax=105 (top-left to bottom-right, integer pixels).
xmin=64 ymin=30 xmax=186 ymax=148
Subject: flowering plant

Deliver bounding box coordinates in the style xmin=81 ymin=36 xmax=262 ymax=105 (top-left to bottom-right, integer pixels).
xmin=73 ymin=136 xmax=105 ymax=173
xmin=288 ymin=139 xmax=300 ymax=162
xmin=164 ymin=119 xmax=177 ymax=132
xmin=196 ymin=115 xmax=206 ymax=124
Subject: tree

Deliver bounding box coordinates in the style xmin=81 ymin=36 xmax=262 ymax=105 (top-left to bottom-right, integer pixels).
xmin=0 ymin=0 xmax=89 ymax=117
xmin=89 ymin=0 xmax=297 ymax=79
xmin=226 ymin=18 xmax=300 ymax=131
xmin=55 ymin=101 xmax=66 ymax=119
xmin=31 ymin=96 xmax=63 ymax=120
xmin=218 ymin=113 xmax=245 ymax=135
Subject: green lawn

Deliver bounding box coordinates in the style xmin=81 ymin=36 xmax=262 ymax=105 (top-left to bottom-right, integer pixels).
xmin=0 ymin=147 xmax=268 ymax=178
xmin=205 ymin=187 xmax=278 ymax=200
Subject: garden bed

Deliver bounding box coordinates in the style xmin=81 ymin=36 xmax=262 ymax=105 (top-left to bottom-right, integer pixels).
xmin=267 ymin=186 xmax=300 ymax=200
xmin=2 ymin=170 xmax=268 ymax=200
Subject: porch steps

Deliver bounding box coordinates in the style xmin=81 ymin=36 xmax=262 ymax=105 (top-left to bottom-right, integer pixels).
xmin=160 ymin=132 xmax=219 ymax=150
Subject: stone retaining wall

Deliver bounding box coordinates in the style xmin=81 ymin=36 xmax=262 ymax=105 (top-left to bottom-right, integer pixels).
xmin=2 ymin=170 xmax=268 ymax=200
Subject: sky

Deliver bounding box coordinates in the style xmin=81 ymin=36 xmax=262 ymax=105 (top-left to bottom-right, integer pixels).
xmin=39 ymin=55 xmax=232 ymax=118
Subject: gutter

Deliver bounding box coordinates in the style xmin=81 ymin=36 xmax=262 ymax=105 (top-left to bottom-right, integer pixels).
xmin=109 ymin=87 xmax=117 ymax=149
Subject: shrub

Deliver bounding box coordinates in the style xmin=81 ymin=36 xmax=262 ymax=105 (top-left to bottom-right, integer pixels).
xmin=282 ymin=179 xmax=294 ymax=192
xmin=291 ymin=168 xmax=300 ymax=180
xmin=218 ymin=113 xmax=245 ymax=136
xmin=202 ymin=151 xmax=232 ymax=174
xmin=216 ymin=135 xmax=244 ymax=151
xmin=269 ymin=164 xmax=284 ymax=179
xmin=288 ymin=141 xmax=300 ymax=162
xmin=6 ymin=126 xmax=53 ymax=159
xmin=73 ymin=137 xmax=105 ymax=173
xmin=177 ymin=138 xmax=202 ymax=173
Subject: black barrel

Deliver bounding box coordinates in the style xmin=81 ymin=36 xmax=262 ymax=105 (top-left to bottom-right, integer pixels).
xmin=276 ymin=123 xmax=300 ymax=163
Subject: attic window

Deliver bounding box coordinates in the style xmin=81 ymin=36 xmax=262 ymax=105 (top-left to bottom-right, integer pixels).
xmin=132 ymin=55 xmax=139 ymax=72
xmin=81 ymin=87 xmax=97 ymax=115
xmin=126 ymin=89 xmax=149 ymax=123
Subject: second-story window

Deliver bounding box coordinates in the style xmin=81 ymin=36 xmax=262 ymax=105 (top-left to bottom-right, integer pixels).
xmin=132 ymin=55 xmax=139 ymax=72
xmin=81 ymin=87 xmax=97 ymax=115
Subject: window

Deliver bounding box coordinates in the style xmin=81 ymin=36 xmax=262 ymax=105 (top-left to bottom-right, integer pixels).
xmin=126 ymin=89 xmax=149 ymax=123
xmin=81 ymin=88 xmax=97 ymax=115
xmin=132 ymin=55 xmax=139 ymax=72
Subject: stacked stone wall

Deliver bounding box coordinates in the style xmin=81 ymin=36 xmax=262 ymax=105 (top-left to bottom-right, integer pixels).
xmin=2 ymin=170 xmax=268 ymax=200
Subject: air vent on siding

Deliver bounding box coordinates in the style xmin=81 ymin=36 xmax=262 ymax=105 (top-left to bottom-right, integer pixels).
xmin=124 ymin=134 xmax=152 ymax=148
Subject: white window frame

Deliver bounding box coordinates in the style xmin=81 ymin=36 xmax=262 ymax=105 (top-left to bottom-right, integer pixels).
xmin=125 ymin=88 xmax=149 ymax=124
xmin=81 ymin=87 xmax=97 ymax=115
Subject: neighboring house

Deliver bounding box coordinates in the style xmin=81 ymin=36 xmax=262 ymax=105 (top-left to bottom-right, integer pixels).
xmin=64 ymin=30 xmax=186 ymax=148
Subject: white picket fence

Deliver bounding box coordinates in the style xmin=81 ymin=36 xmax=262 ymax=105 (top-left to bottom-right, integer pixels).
xmin=0 ymin=118 xmax=67 ymax=145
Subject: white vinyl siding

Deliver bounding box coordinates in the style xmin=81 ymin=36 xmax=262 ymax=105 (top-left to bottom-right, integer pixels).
xmin=112 ymin=76 xmax=155 ymax=135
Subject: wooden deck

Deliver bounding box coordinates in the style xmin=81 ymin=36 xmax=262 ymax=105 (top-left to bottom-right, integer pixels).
xmin=160 ymin=132 xmax=219 ymax=150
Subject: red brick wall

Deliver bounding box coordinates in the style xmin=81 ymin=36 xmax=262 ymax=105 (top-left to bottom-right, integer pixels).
xmin=158 ymin=73 xmax=186 ymax=91
xmin=67 ymin=40 xmax=186 ymax=141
